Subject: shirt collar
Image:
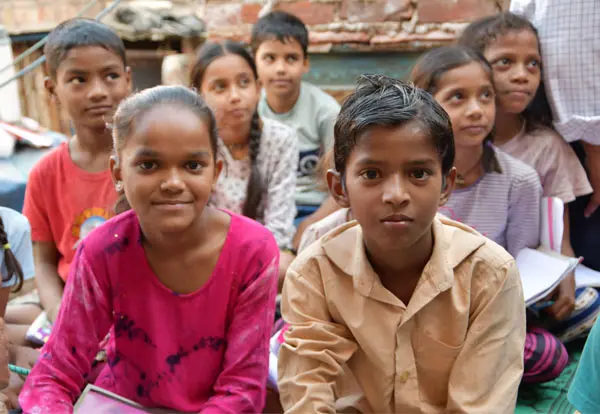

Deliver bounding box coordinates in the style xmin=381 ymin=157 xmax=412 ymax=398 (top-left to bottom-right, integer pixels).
xmin=322 ymin=215 xmax=485 ymax=313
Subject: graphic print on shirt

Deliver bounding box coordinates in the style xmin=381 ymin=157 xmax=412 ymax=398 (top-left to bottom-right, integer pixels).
xmin=96 ymin=326 xmax=227 ymax=400
xmin=297 ymin=148 xmax=321 ymax=180
xmin=72 ymin=207 xmax=114 ymax=249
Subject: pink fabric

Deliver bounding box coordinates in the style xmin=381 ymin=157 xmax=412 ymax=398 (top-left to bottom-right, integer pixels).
xmin=19 ymin=210 xmax=279 ymax=413
xmin=498 ymin=124 xmax=592 ymax=203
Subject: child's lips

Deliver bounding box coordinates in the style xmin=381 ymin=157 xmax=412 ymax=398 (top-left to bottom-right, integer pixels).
xmin=271 ymin=79 xmax=292 ymax=87
xmin=86 ymin=105 xmax=114 ymax=115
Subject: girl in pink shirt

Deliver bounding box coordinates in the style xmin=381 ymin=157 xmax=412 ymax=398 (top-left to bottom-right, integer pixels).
xmin=19 ymin=85 xmax=279 ymax=413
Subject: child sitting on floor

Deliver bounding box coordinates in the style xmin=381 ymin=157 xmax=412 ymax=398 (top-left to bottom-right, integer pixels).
xmin=251 ymin=11 xmax=342 ymax=248
xmin=459 ymin=12 xmax=600 ymax=341
xmin=19 ymin=86 xmax=279 ymax=412
xmin=278 ymin=75 xmax=526 ymax=413
xmin=190 ymin=40 xmax=298 ymax=289
xmin=9 ymin=19 xmax=132 ymax=339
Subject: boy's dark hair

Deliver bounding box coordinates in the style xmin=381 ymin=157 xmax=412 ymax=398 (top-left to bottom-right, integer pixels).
xmin=112 ymin=85 xmax=218 ymax=214
xmin=334 ymin=74 xmax=455 ymax=179
xmin=251 ymin=11 xmax=309 ymax=57
xmin=458 ymin=12 xmax=553 ymax=132
xmin=410 ymin=45 xmax=500 ymax=174
xmin=0 ymin=217 xmax=23 ymax=293
xmin=44 ymin=18 xmax=127 ymax=78
xmin=189 ymin=40 xmax=264 ymax=220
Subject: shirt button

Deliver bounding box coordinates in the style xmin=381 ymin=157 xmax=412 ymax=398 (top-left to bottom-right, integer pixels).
xmin=399 ymin=371 xmax=410 ymax=383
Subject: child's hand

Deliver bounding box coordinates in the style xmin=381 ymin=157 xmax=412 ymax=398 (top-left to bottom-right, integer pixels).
xmin=0 ymin=371 xmax=26 ymax=411
xmin=547 ymin=273 xmax=576 ymax=321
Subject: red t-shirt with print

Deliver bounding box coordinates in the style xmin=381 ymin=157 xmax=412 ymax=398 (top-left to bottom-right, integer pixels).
xmin=23 ymin=142 xmax=116 ymax=281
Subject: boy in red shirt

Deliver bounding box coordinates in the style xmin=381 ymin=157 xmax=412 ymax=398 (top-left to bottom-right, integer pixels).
xmin=10 ymin=19 xmax=131 ymax=330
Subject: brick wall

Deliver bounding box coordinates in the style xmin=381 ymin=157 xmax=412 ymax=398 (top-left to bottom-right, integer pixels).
xmin=0 ymin=0 xmax=106 ymax=34
xmin=200 ymin=0 xmax=509 ymax=52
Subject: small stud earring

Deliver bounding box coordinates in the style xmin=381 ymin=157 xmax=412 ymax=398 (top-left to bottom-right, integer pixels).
xmin=115 ymin=182 xmax=123 ymax=192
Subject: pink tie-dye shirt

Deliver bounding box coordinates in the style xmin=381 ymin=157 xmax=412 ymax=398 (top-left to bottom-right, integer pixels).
xmin=19 ymin=209 xmax=279 ymax=413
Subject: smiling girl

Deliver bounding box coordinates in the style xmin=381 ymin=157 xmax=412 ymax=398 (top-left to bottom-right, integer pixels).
xmin=19 ymin=86 xmax=279 ymax=413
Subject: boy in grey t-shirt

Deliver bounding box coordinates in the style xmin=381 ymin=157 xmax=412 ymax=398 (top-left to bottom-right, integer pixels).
xmin=252 ymin=11 xmax=341 ymax=233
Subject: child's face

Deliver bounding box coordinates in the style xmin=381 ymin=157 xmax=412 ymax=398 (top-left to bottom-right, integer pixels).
xmin=111 ymin=106 xmax=221 ymax=235
xmin=433 ymin=62 xmax=495 ymax=151
xmin=48 ymin=46 xmax=131 ymax=131
xmin=200 ymin=54 xmax=261 ymax=130
xmin=329 ymin=121 xmax=454 ymax=256
xmin=254 ymin=38 xmax=309 ymax=101
xmin=483 ymin=29 xmax=541 ymax=115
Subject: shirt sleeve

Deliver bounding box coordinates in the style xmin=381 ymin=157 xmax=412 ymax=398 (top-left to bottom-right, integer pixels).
xmin=506 ymin=168 xmax=542 ymax=257
xmin=318 ymin=98 xmax=340 ymax=152
xmin=263 ymin=127 xmax=298 ymax=249
xmin=19 ymin=243 xmax=113 ymax=412
xmin=568 ymin=317 xmax=600 ymax=413
xmin=200 ymin=237 xmax=279 ymax=414
xmin=538 ymin=132 xmax=592 ymax=202
xmin=446 ymin=259 xmax=526 ymax=413
xmin=278 ymin=259 xmax=358 ymax=414
xmin=22 ymin=164 xmax=53 ymax=243
xmin=7 ymin=215 xmax=35 ymax=286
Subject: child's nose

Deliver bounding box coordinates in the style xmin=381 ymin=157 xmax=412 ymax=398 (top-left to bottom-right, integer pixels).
xmin=88 ymin=78 xmax=109 ymax=101
xmin=466 ymin=99 xmax=484 ymax=117
xmin=161 ymin=169 xmax=185 ymax=193
xmin=511 ymin=64 xmax=530 ymax=83
xmin=382 ymin=175 xmax=410 ymax=206
xmin=275 ymin=59 xmax=286 ymax=73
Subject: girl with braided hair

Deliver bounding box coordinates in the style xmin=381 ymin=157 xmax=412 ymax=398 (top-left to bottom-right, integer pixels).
xmin=191 ymin=40 xmax=298 ymax=287
xmin=0 ymin=207 xmax=36 ymax=409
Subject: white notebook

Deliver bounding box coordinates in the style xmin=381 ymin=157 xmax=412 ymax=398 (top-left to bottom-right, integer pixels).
xmin=516 ymin=248 xmax=581 ymax=306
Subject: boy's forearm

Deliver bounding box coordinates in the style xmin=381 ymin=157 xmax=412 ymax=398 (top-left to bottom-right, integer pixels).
xmin=35 ymin=265 xmax=64 ymax=322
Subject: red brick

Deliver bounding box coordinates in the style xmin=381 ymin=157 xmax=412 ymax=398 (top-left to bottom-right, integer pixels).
xmin=417 ymin=0 xmax=499 ymax=23
xmin=202 ymin=3 xmax=243 ymax=31
xmin=340 ymin=0 xmax=412 ymax=23
xmin=240 ymin=3 xmax=262 ymax=24
xmin=275 ymin=1 xmax=336 ymax=26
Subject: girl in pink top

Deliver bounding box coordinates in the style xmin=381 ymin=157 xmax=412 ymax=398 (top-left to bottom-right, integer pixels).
xmin=19 ymin=85 xmax=279 ymax=413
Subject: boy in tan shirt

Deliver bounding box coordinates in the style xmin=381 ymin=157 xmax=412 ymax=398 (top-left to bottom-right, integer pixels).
xmin=278 ymin=75 xmax=526 ymax=413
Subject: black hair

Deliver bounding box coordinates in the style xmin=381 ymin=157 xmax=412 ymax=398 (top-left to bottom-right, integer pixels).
xmin=189 ymin=40 xmax=263 ymax=220
xmin=334 ymin=74 xmax=455 ymax=179
xmin=458 ymin=12 xmax=553 ymax=132
xmin=251 ymin=11 xmax=309 ymax=57
xmin=410 ymin=45 xmax=501 ymax=174
xmin=44 ymin=18 xmax=127 ymax=78
xmin=0 ymin=218 xmax=24 ymax=293
xmin=112 ymin=85 xmax=219 ymax=214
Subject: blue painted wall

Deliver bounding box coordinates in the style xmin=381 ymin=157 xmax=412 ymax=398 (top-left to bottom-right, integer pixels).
xmin=304 ymin=51 xmax=422 ymax=89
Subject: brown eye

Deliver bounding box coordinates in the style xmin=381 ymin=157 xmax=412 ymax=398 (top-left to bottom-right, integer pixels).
xmin=360 ymin=169 xmax=380 ymax=180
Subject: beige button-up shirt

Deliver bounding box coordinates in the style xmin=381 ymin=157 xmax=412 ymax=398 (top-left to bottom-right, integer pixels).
xmin=279 ymin=216 xmax=526 ymax=413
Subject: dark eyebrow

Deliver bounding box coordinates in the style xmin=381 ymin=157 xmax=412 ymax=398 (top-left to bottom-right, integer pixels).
xmin=188 ymin=151 xmax=212 ymax=159
xmin=132 ymin=149 xmax=212 ymax=158
xmin=353 ymin=157 xmax=384 ymax=166
xmin=406 ymin=159 xmax=438 ymax=166
xmin=133 ymin=148 xmax=158 ymax=158
xmin=63 ymin=69 xmax=88 ymax=76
